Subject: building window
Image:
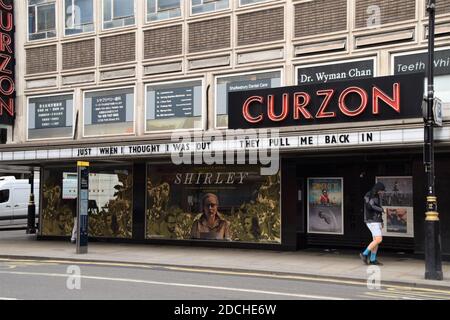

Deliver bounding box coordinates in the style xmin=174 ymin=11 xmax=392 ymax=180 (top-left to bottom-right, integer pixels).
xmin=103 ymin=0 xmax=135 ymax=30
xmin=0 ymin=190 xmax=9 ymax=204
xmin=41 ymin=165 xmax=133 ymax=238
xmin=28 ymin=0 xmax=56 ymax=41
xmin=27 ymin=94 xmax=74 ymax=140
xmin=191 ymin=0 xmax=229 ymax=15
xmin=392 ymin=49 xmax=450 ymax=118
xmin=65 ymin=0 xmax=94 ymax=35
xmin=145 ymin=163 xmax=281 ymax=243
xmin=146 ymin=79 xmax=204 ymax=132
xmin=240 ymin=0 xmax=271 ymax=6
xmin=84 ymin=88 xmax=135 ymax=137
xmin=147 ymin=0 xmax=181 ymax=22
xmin=426 ymin=75 xmax=450 ymax=114
xmin=215 ymin=70 xmax=282 ymax=128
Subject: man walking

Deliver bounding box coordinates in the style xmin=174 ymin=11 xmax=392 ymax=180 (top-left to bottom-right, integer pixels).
xmin=360 ymin=182 xmax=386 ymax=265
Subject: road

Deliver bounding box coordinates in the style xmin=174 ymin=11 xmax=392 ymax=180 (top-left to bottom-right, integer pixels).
xmin=0 ymin=258 xmax=450 ymax=300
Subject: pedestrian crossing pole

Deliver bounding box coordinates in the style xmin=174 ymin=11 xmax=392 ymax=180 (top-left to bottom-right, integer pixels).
xmin=424 ymin=0 xmax=443 ymax=281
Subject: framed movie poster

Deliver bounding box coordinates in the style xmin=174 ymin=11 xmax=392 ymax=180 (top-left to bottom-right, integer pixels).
xmin=307 ymin=178 xmax=344 ymax=235
xmin=375 ymin=176 xmax=414 ymax=238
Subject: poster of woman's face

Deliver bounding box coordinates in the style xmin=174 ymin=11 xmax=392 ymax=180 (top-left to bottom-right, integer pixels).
xmin=307 ymin=178 xmax=344 ymax=235
xmin=376 ymin=176 xmax=414 ymax=238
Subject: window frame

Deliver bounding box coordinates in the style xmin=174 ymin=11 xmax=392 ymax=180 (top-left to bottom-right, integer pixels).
xmin=0 ymin=189 xmax=10 ymax=204
xmin=239 ymin=0 xmax=273 ymax=7
xmin=82 ymin=86 xmax=137 ymax=138
xmin=63 ymin=0 xmax=96 ymax=37
xmin=27 ymin=0 xmax=57 ymax=42
xmin=390 ymin=46 xmax=450 ymax=117
xmin=214 ymin=68 xmax=284 ymax=129
xmin=144 ymin=78 xmax=206 ymax=134
xmin=26 ymin=92 xmax=76 ymax=142
xmin=390 ymin=46 xmax=450 ymax=75
xmin=190 ymin=0 xmax=230 ymax=17
xmin=145 ymin=0 xmax=183 ymax=23
xmin=101 ymin=0 xmax=136 ymax=31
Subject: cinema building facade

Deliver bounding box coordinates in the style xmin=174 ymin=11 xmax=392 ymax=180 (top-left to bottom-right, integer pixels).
xmin=1 ymin=0 xmax=450 ymax=257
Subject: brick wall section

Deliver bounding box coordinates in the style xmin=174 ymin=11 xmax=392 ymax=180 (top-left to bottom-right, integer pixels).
xmin=188 ymin=17 xmax=230 ymax=53
xmin=237 ymin=7 xmax=284 ymax=46
xmin=62 ymin=39 xmax=95 ymax=70
xmin=355 ymin=0 xmax=416 ymax=28
xmin=295 ymin=0 xmax=347 ymax=38
xmin=144 ymin=25 xmax=182 ymax=59
xmin=101 ymin=33 xmax=136 ymax=65
xmin=26 ymin=45 xmax=57 ymax=74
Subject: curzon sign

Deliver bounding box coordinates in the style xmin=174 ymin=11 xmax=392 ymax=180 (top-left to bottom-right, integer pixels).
xmin=228 ymin=74 xmax=424 ymax=129
xmin=0 ymin=0 xmax=14 ymax=125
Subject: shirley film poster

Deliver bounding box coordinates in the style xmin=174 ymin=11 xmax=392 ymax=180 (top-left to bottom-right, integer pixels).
xmin=376 ymin=176 xmax=414 ymax=237
xmin=307 ymin=178 xmax=344 ymax=235
xmin=146 ymin=164 xmax=281 ymax=243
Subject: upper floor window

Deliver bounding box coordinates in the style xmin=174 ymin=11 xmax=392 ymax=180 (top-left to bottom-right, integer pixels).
xmin=147 ymin=0 xmax=181 ymax=22
xmin=27 ymin=94 xmax=74 ymax=141
xmin=103 ymin=0 xmax=135 ymax=30
xmin=240 ymin=0 xmax=271 ymax=6
xmin=28 ymin=0 xmax=56 ymax=41
xmin=65 ymin=0 xmax=94 ymax=35
xmin=191 ymin=0 xmax=229 ymax=15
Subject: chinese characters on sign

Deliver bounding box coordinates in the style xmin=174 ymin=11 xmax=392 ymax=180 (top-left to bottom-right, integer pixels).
xmin=35 ymin=101 xmax=67 ymax=129
xmin=92 ymin=94 xmax=126 ymax=124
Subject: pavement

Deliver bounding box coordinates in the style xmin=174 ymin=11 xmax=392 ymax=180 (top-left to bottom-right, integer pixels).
xmin=1 ymin=229 xmax=449 ymax=289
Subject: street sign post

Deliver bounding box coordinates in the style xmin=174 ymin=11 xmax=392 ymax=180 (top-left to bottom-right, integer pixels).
xmin=433 ymin=97 xmax=443 ymax=127
xmin=76 ymin=161 xmax=89 ymax=254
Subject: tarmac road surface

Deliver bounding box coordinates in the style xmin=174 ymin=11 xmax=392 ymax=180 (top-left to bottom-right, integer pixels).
xmin=1 ymin=258 xmax=450 ymax=300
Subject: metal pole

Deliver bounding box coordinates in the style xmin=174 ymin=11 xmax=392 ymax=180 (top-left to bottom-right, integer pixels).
xmin=76 ymin=161 xmax=89 ymax=254
xmin=26 ymin=170 xmax=36 ymax=234
xmin=424 ymin=0 xmax=443 ymax=280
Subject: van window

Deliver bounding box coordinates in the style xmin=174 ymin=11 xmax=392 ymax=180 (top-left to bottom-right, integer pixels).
xmin=0 ymin=189 xmax=9 ymax=203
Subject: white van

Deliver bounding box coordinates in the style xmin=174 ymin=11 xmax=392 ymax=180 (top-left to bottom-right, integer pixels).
xmin=0 ymin=176 xmax=40 ymax=227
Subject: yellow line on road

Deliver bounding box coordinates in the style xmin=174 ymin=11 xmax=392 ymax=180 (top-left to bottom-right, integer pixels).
xmin=364 ymin=291 xmax=424 ymax=300
xmin=385 ymin=287 xmax=450 ymax=300
xmin=165 ymin=266 xmax=450 ymax=296
xmin=0 ymin=258 xmax=154 ymax=269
